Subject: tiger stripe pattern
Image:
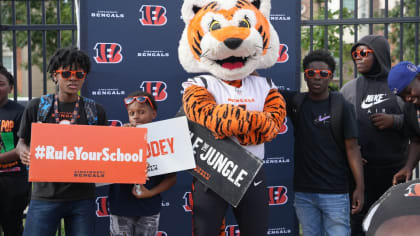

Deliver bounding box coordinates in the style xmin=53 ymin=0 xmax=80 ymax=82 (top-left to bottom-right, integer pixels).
xmin=183 ymin=84 xmax=286 ymax=145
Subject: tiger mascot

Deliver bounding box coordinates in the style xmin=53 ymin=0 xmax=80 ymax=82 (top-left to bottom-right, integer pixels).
xmin=179 ymin=0 xmax=286 ymax=235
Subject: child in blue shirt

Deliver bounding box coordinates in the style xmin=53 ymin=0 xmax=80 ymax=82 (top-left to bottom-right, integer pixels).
xmin=108 ymin=91 xmax=176 ymax=236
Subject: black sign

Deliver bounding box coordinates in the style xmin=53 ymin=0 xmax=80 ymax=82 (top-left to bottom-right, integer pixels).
xmin=187 ymin=120 xmax=263 ymax=207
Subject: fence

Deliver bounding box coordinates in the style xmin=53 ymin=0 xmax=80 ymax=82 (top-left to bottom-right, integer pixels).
xmin=0 ymin=0 xmax=420 ymax=235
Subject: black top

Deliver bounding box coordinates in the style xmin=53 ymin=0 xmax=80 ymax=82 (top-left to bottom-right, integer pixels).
xmin=292 ymin=96 xmax=358 ymax=193
xmin=355 ymin=78 xmax=408 ymax=167
xmin=108 ymin=175 xmax=166 ymax=217
xmin=404 ymin=103 xmax=420 ymax=139
xmin=18 ymin=97 xmax=108 ymax=201
xmin=351 ymin=35 xmax=408 ymax=167
xmin=0 ymin=100 xmax=26 ymax=176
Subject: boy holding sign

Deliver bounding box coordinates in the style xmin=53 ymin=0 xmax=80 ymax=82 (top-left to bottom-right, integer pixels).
xmin=16 ymin=47 xmax=108 ymax=236
xmin=108 ymin=91 xmax=176 ymax=236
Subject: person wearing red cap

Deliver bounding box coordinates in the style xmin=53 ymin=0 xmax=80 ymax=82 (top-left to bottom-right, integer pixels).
xmin=388 ymin=61 xmax=420 ymax=185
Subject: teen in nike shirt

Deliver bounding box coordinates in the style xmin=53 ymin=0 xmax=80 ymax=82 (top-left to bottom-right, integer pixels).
xmin=340 ymin=35 xmax=408 ymax=236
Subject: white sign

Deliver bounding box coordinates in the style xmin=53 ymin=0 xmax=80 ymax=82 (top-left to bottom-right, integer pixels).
xmin=138 ymin=116 xmax=196 ymax=177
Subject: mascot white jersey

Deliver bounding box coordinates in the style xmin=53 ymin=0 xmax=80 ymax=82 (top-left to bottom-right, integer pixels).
xmin=178 ymin=0 xmax=286 ymax=235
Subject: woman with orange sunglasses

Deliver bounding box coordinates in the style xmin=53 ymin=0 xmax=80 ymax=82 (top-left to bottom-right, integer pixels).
xmin=340 ymin=35 xmax=408 ymax=236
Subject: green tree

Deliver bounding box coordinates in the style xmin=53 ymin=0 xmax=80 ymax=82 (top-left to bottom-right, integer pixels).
xmin=388 ymin=0 xmax=419 ymax=63
xmin=301 ymin=0 xmax=355 ymax=79
xmin=1 ymin=0 xmax=75 ymax=70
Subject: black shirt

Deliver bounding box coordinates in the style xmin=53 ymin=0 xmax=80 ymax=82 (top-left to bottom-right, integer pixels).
xmin=18 ymin=96 xmax=108 ymax=201
xmin=293 ymin=96 xmax=359 ymax=193
xmin=108 ymin=175 xmax=166 ymax=217
xmin=356 ymin=78 xmax=408 ymax=166
xmin=404 ymin=103 xmax=420 ymax=139
xmin=0 ymin=100 xmax=26 ymax=176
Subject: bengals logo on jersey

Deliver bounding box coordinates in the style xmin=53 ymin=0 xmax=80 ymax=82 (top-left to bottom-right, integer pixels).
xmin=182 ymin=192 xmax=193 ymax=212
xmin=139 ymin=5 xmax=167 ymax=26
xmin=268 ymin=185 xmax=288 ymax=205
xmin=277 ymin=43 xmax=289 ymax=63
xmin=93 ymin=43 xmax=123 ymax=64
xmin=140 ymin=81 xmax=168 ymax=101
xmin=95 ymin=196 xmax=109 ymax=217
xmin=405 ymin=183 xmax=420 ymax=197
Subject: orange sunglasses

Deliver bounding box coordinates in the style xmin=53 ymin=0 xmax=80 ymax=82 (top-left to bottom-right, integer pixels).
xmin=304 ymin=69 xmax=332 ymax=79
xmin=55 ymin=70 xmax=86 ymax=80
xmin=352 ymin=49 xmax=373 ymax=59
xmin=124 ymin=96 xmax=154 ymax=109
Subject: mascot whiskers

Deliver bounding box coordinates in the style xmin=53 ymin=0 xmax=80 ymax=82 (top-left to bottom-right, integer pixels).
xmin=179 ymin=0 xmax=286 ymax=235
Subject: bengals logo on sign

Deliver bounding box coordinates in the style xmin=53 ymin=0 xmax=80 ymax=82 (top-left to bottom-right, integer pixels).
xmin=139 ymin=5 xmax=167 ymax=26
xmin=182 ymin=192 xmax=193 ymax=212
xmin=96 ymin=196 xmax=109 ymax=217
xmin=108 ymin=120 xmax=123 ymax=127
xmin=140 ymin=81 xmax=168 ymax=101
xmin=156 ymin=231 xmax=168 ymax=236
xmin=93 ymin=43 xmax=123 ymax=64
xmin=225 ymin=225 xmax=240 ymax=236
xmin=277 ymin=44 xmax=289 ymax=63
xmin=268 ymin=185 xmax=288 ymax=205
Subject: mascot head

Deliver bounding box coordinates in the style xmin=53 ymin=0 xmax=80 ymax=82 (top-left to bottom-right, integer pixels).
xmin=178 ymin=0 xmax=280 ymax=81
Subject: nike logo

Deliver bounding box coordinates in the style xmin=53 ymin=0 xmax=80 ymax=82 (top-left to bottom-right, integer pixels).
xmin=254 ymin=180 xmax=263 ymax=187
xmin=361 ymin=94 xmax=390 ymax=109
xmin=318 ymin=115 xmax=331 ymax=122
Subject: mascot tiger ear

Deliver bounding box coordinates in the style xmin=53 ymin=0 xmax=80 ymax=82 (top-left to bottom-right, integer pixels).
xmin=178 ymin=0 xmax=279 ymax=80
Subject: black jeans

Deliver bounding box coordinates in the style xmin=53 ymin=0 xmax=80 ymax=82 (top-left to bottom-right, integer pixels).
xmin=0 ymin=174 xmax=30 ymax=236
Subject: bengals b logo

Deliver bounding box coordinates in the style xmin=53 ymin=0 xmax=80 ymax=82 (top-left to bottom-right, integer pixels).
xmin=139 ymin=5 xmax=167 ymax=26
xmin=108 ymin=120 xmax=123 ymax=127
xmin=96 ymin=196 xmax=109 ymax=217
xmin=156 ymin=231 xmax=168 ymax=236
xmin=225 ymin=225 xmax=240 ymax=236
xmin=268 ymin=186 xmax=288 ymax=205
xmin=277 ymin=44 xmax=289 ymax=63
xmin=278 ymin=117 xmax=289 ymax=135
xmin=140 ymin=81 xmax=168 ymax=101
xmin=93 ymin=43 xmax=123 ymax=64
xmin=405 ymin=183 xmax=420 ymax=197
xmin=182 ymin=192 xmax=193 ymax=212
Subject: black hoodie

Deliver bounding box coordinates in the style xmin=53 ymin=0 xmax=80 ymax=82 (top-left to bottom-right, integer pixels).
xmin=341 ymin=35 xmax=407 ymax=167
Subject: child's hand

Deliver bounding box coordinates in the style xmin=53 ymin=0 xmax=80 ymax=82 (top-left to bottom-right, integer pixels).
xmin=123 ymin=123 xmax=137 ymax=127
xmin=19 ymin=150 xmax=31 ymax=165
xmin=131 ymin=184 xmax=153 ymax=198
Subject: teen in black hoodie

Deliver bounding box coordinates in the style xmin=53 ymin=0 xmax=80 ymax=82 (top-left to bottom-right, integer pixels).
xmin=340 ymin=35 xmax=408 ymax=236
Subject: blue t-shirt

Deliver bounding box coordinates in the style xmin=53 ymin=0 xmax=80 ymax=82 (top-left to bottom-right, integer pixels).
xmin=108 ymin=175 xmax=165 ymax=217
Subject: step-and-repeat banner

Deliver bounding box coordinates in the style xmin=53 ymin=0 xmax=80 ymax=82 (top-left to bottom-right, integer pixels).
xmin=79 ymin=1 xmax=301 ymax=235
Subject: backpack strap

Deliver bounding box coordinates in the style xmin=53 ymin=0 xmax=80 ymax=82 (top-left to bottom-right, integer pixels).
xmin=81 ymin=96 xmax=98 ymax=125
xmin=37 ymin=94 xmax=98 ymax=125
xmin=37 ymin=94 xmax=55 ymax=122
xmin=290 ymin=92 xmax=307 ymax=127
xmin=330 ymin=92 xmax=345 ymax=152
